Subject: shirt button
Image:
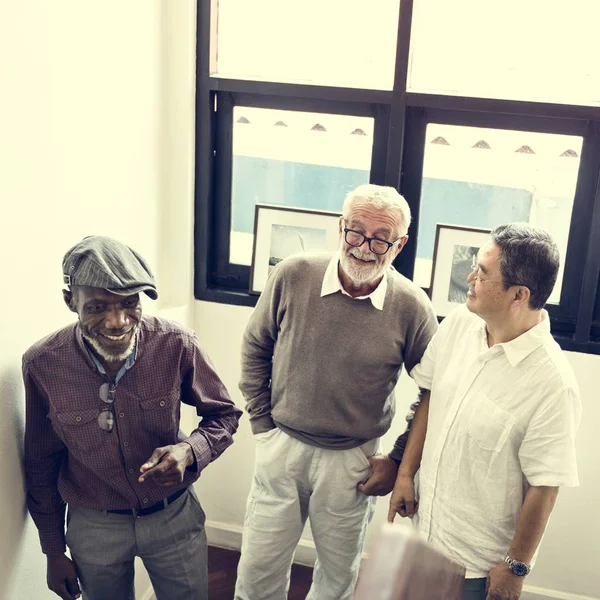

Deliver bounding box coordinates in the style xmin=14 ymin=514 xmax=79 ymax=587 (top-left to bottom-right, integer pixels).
xmin=124 ymin=442 xmax=129 ymax=447
xmin=75 ymin=416 xmax=82 ymax=422
xmin=159 ymin=401 xmax=165 ymax=407
xmin=143 ymin=498 xmax=149 ymax=504
xmin=129 ymin=469 xmax=134 ymax=474
xmin=119 ymin=412 xmax=125 ymax=418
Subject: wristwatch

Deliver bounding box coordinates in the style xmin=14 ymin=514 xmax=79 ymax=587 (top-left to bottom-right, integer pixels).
xmin=504 ymin=554 xmax=531 ymax=577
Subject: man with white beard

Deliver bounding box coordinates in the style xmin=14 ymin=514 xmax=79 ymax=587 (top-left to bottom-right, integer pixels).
xmin=235 ymin=184 xmax=438 ymax=600
xmin=23 ymin=236 xmax=242 ymax=600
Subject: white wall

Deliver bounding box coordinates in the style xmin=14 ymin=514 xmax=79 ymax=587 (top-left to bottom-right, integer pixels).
xmin=193 ymin=301 xmax=600 ymax=600
xmin=0 ymin=1 xmax=196 ymax=598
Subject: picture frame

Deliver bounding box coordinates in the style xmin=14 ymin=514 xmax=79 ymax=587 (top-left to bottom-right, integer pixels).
xmin=249 ymin=203 xmax=341 ymax=295
xmin=429 ymin=224 xmax=492 ymax=317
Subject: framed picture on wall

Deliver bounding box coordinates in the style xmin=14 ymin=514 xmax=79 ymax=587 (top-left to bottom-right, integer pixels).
xmin=429 ymin=224 xmax=492 ymax=317
xmin=249 ymin=204 xmax=341 ymax=295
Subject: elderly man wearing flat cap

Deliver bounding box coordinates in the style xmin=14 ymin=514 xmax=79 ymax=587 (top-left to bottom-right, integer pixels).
xmin=23 ymin=236 xmax=242 ymax=600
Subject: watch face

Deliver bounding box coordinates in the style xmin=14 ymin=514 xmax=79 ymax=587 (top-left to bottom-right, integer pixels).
xmin=511 ymin=562 xmax=529 ymax=577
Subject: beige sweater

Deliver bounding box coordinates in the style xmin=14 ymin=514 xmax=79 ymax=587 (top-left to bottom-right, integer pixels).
xmin=239 ymin=252 xmax=438 ymax=450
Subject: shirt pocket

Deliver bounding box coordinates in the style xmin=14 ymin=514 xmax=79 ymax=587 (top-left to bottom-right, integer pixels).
xmin=54 ymin=408 xmax=103 ymax=454
xmin=467 ymin=395 xmax=516 ymax=453
xmin=139 ymin=393 xmax=179 ymax=436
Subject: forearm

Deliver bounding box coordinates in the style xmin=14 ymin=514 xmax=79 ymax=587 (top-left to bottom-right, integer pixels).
xmin=389 ymin=390 xmax=427 ymax=463
xmin=240 ymin=338 xmax=276 ymax=433
xmin=25 ymin=453 xmax=68 ymax=554
xmin=508 ymin=486 xmax=559 ymax=564
xmin=28 ymin=495 xmax=68 ymax=555
xmin=397 ymin=391 xmax=430 ymax=478
xmin=185 ymin=408 xmax=241 ymax=471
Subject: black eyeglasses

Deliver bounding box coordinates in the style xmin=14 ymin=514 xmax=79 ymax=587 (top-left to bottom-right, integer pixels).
xmin=343 ymin=228 xmax=401 ymax=256
xmin=98 ymin=382 xmax=116 ymax=432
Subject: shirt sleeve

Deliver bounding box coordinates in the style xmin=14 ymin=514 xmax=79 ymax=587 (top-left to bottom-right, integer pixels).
xmin=408 ymin=305 xmax=465 ymax=391
xmin=519 ymin=385 xmax=581 ymax=487
xmin=238 ymin=264 xmax=286 ymax=434
xmin=409 ymin=321 xmax=445 ymax=392
xmin=180 ymin=334 xmax=243 ymax=473
xmin=23 ymin=359 xmax=68 ymax=555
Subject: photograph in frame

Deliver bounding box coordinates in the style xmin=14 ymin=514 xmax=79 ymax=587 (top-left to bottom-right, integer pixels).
xmin=249 ymin=204 xmax=341 ymax=295
xmin=429 ymin=224 xmax=492 ymax=318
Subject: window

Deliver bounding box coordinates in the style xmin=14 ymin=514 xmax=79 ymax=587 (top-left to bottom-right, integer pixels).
xmin=215 ymin=0 xmax=401 ymax=90
xmin=408 ymin=0 xmax=600 ymax=107
xmin=229 ymin=107 xmax=374 ymax=265
xmin=413 ymin=124 xmax=583 ymax=306
xmin=195 ymin=0 xmax=600 ymax=353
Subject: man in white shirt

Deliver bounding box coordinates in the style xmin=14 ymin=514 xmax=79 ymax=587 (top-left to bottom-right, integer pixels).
xmin=388 ymin=223 xmax=581 ymax=600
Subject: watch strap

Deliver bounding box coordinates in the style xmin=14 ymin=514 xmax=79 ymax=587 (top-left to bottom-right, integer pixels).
xmin=504 ymin=554 xmax=531 ymax=577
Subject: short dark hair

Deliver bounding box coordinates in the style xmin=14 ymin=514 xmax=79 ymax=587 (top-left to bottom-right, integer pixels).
xmin=490 ymin=223 xmax=559 ymax=310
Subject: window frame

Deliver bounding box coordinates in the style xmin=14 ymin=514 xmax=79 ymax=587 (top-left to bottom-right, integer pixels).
xmin=194 ymin=0 xmax=600 ymax=353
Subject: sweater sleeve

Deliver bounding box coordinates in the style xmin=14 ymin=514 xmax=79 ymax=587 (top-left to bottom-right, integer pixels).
xmin=402 ymin=292 xmax=438 ymax=375
xmin=239 ymin=265 xmax=287 ymax=434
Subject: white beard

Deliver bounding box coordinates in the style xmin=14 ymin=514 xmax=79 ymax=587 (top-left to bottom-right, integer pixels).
xmin=340 ymin=247 xmax=389 ymax=285
xmin=82 ymin=327 xmax=137 ymax=363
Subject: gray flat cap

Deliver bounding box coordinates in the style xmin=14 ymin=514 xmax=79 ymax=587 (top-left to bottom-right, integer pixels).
xmin=62 ymin=236 xmax=158 ymax=300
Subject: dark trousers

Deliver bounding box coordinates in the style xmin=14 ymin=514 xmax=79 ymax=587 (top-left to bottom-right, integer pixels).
xmin=462 ymin=578 xmax=487 ymax=600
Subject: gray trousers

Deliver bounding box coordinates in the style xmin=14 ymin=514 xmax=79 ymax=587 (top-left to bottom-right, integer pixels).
xmin=66 ymin=487 xmax=208 ymax=600
xmin=462 ymin=578 xmax=487 ymax=600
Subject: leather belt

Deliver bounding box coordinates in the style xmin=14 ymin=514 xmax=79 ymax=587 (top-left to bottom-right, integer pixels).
xmin=107 ymin=487 xmax=187 ymax=517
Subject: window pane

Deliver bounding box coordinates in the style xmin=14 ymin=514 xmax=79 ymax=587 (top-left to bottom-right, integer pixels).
xmin=414 ymin=124 xmax=583 ymax=305
xmin=215 ymin=0 xmax=400 ymax=90
xmin=230 ymin=107 xmax=373 ymax=265
xmin=409 ymin=0 xmax=600 ymax=106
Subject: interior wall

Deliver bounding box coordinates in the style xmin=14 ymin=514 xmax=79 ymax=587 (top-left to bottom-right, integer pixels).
xmin=192 ymin=300 xmax=600 ymax=600
xmin=0 ymin=1 xmax=196 ymax=598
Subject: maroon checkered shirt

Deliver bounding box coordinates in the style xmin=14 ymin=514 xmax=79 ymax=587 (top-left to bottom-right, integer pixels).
xmin=23 ymin=315 xmax=242 ymax=555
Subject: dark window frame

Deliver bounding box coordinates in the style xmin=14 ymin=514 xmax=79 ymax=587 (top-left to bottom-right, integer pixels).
xmin=194 ymin=0 xmax=600 ymax=353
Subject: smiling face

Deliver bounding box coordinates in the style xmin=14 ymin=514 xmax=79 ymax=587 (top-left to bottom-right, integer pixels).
xmin=64 ymin=286 xmax=141 ymax=363
xmin=338 ymin=202 xmax=407 ymax=286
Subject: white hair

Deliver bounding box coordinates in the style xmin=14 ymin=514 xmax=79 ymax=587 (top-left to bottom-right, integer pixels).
xmin=342 ymin=184 xmax=412 ymax=237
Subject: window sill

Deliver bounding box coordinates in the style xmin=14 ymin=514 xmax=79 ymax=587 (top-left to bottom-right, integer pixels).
xmin=195 ymin=285 xmax=258 ymax=308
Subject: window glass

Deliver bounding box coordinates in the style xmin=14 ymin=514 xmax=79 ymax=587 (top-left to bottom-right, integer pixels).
xmin=230 ymin=107 xmax=374 ymax=265
xmin=409 ymin=0 xmax=600 ymax=107
xmin=414 ymin=124 xmax=583 ymax=305
xmin=216 ymin=0 xmax=401 ymax=90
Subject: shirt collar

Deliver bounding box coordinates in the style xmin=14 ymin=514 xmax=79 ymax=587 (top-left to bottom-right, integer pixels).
xmin=472 ymin=310 xmax=551 ymax=367
xmin=84 ymin=335 xmax=138 ymax=383
xmin=320 ymin=252 xmax=388 ymax=310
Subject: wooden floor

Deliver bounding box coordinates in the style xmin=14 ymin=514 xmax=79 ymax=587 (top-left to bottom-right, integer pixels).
xmin=208 ymin=545 xmax=313 ymax=599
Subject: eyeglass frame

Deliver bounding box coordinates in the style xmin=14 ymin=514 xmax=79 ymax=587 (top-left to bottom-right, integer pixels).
xmin=343 ymin=227 xmax=403 ymax=256
xmin=470 ymin=256 xmax=534 ymax=292
xmin=98 ymin=381 xmax=116 ymax=432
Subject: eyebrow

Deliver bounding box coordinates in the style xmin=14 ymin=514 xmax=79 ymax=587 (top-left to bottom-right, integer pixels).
xmin=478 ymin=263 xmax=489 ymax=275
xmin=83 ymin=297 xmax=107 ymax=305
xmin=347 ymin=220 xmax=392 ymax=238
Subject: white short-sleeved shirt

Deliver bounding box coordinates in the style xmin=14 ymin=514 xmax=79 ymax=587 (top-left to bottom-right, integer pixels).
xmin=410 ymin=306 xmax=581 ymax=578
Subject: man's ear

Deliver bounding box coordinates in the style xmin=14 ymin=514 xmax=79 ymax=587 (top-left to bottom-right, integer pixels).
xmin=63 ymin=289 xmax=77 ymax=313
xmin=393 ymin=235 xmax=409 ymax=259
xmin=512 ymin=286 xmax=530 ymax=308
